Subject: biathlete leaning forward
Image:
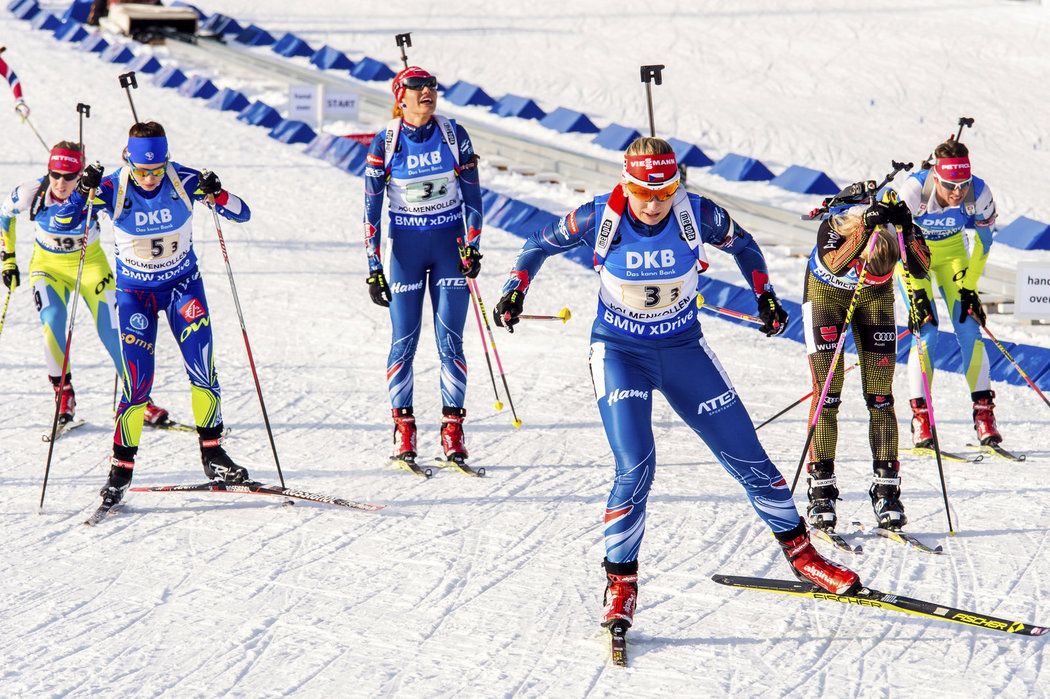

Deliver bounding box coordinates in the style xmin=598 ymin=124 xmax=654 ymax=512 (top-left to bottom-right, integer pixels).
xmin=802 ymin=196 xmax=930 ymax=533
xmin=1 ymin=142 xmax=170 ymax=427
xmin=493 ymin=137 xmax=861 ymax=632
xmin=362 ymin=66 xmax=484 ymax=468
xmin=54 ymin=122 xmax=252 ymax=508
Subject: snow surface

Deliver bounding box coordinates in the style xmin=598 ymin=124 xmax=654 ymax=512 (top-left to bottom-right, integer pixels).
xmin=1 ymin=3 xmax=1049 ymax=697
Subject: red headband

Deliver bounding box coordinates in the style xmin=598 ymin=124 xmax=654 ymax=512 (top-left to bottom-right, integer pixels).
xmin=48 ymin=147 xmax=84 ymax=174
xmin=623 ymin=153 xmax=679 ymax=187
xmin=934 ymin=156 xmax=971 ymax=182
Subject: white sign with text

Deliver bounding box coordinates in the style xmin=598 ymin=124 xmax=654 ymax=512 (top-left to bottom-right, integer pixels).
xmin=1015 ymin=262 xmax=1050 ymax=318
xmin=288 ymin=84 xmax=319 ymax=126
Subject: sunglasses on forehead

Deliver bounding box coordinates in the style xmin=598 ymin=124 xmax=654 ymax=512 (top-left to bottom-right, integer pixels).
xmin=402 ymin=76 xmax=437 ymax=91
xmin=49 ymin=171 xmax=79 ymax=181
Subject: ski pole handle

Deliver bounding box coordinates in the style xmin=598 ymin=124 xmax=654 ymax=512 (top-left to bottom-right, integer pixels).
xmin=518 ymin=308 xmax=571 ymax=324
xmin=640 ymin=64 xmax=664 ymax=138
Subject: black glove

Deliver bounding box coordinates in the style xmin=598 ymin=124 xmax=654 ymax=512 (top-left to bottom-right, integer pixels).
xmin=958 ymin=287 xmax=986 ymax=326
xmin=757 ymin=291 xmax=788 ymax=337
xmin=493 ymin=290 xmax=524 ymax=333
xmin=200 ymin=170 xmax=222 ymax=197
xmin=887 ymin=199 xmax=913 ymax=228
xmin=862 ymin=202 xmax=891 ymax=233
xmin=77 ymin=163 xmax=104 ymax=195
xmin=366 ymin=270 xmax=391 ymax=307
xmin=908 ymin=288 xmax=937 ymax=333
xmin=1 ymin=252 xmax=19 ymax=291
xmin=458 ymin=244 xmax=482 ymax=279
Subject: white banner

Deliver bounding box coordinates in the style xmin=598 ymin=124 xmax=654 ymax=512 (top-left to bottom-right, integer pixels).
xmin=323 ymin=89 xmax=360 ymax=121
xmin=288 ymin=84 xmax=319 ymax=126
xmin=1015 ymin=262 xmax=1050 ymax=319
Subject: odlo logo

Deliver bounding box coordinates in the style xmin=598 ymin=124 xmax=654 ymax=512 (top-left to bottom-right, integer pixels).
xmin=135 ymin=209 xmax=173 ymax=226
xmin=697 ymin=388 xmax=737 ymax=414
xmin=607 ymin=389 xmax=649 ymax=406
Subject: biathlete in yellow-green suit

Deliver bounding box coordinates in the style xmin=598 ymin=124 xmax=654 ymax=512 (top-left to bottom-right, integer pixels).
xmin=0 ymin=141 xmax=169 ymax=427
xmin=891 ymin=138 xmax=1002 ymax=447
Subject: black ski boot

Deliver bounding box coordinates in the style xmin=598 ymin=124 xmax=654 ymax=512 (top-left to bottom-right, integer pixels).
xmin=869 ymin=460 xmax=907 ymax=530
xmin=199 ymin=425 xmax=251 ymax=484
xmin=806 ymin=460 xmax=839 ymax=531
xmin=100 ymin=448 xmax=136 ymax=506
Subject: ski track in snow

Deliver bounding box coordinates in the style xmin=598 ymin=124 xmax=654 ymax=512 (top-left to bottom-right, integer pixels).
xmin=0 ymin=4 xmax=1048 ymax=697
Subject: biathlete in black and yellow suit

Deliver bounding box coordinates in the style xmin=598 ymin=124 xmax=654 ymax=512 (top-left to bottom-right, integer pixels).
xmin=0 ymin=141 xmax=169 ymax=426
xmin=802 ymin=196 xmax=930 ymax=532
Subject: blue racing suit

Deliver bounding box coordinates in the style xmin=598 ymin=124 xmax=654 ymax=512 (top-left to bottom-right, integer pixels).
xmin=363 ymin=117 xmax=483 ymax=409
xmin=503 ymin=191 xmax=801 ymax=564
xmin=53 ymin=163 xmax=250 ymax=451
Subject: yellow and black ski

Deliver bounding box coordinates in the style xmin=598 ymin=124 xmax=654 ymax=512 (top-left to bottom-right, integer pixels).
xmin=713 ymin=575 xmax=1047 ymax=637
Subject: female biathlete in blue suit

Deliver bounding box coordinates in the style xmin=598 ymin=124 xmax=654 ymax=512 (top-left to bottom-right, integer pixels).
xmin=362 ymin=66 xmax=483 ymax=469
xmin=493 ymin=137 xmax=860 ymax=631
xmin=55 ymin=121 xmax=252 ymax=508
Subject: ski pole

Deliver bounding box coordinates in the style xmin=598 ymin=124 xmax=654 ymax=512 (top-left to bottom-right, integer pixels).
xmin=13 ymin=101 xmax=48 ymax=151
xmin=971 ymin=311 xmax=1049 ymax=410
xmin=696 ymin=293 xmax=762 ymax=325
xmin=395 ymin=33 xmax=411 ymax=70
xmin=954 ymin=116 xmax=975 ymax=143
xmin=895 ymin=219 xmax=953 ymax=534
xmin=118 ymin=72 xmax=140 ymax=123
xmin=639 ymin=65 xmax=664 ymax=138
xmin=466 ymin=273 xmax=504 ymax=412
xmin=40 ymin=185 xmax=97 ymax=511
xmin=206 ymin=190 xmax=286 ymax=488
xmin=789 ymin=234 xmax=880 ymax=495
xmin=756 ymin=329 xmax=910 ymax=431
xmin=519 ymin=308 xmax=571 ymax=324
xmin=0 ymin=286 xmax=12 ymax=344
xmin=468 ymin=277 xmax=522 ymax=428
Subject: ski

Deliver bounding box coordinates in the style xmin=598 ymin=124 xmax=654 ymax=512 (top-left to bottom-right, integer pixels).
xmin=41 ymin=419 xmax=87 ymax=443
xmin=851 ymin=521 xmax=944 ymax=554
xmin=390 ymin=456 xmax=432 ymax=478
xmin=812 ymin=527 xmax=862 ymax=554
xmin=712 ymin=574 xmax=1048 ymax=637
xmin=906 ymin=447 xmax=983 ymax=463
xmin=968 ymin=443 xmax=1027 ymax=463
xmin=84 ymin=499 xmax=122 ymax=526
xmin=608 ymin=621 xmax=628 ymax=667
xmin=130 ymin=481 xmax=385 ymax=512
xmin=433 ymin=456 xmax=486 ymax=477
xmin=144 ymin=418 xmax=197 ymax=433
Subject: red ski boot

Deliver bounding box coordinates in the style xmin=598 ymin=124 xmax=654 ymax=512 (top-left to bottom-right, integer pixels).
xmin=392 ymin=407 xmax=417 ymax=459
xmin=777 ymin=522 xmax=860 ymax=595
xmin=440 ymin=407 xmax=467 ymax=460
xmin=50 ymin=376 xmax=76 ymax=425
xmin=143 ymin=401 xmax=170 ymax=427
xmin=601 ymin=560 xmax=639 ymax=628
xmin=972 ymin=391 xmax=1002 ymax=446
xmin=909 ymin=398 xmax=933 ymax=448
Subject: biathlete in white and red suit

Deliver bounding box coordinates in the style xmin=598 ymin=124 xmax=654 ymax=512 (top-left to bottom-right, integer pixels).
xmin=492 ymin=137 xmax=861 ymax=632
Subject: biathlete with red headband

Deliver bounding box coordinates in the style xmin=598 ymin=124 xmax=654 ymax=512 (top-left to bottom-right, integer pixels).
xmin=362 ymin=66 xmax=484 ymax=472
xmin=54 ymin=121 xmax=252 ymax=509
xmin=890 ymin=139 xmax=1004 ymax=447
xmin=1 ymin=142 xmax=169 ymax=431
xmin=492 ymin=136 xmax=860 ymax=633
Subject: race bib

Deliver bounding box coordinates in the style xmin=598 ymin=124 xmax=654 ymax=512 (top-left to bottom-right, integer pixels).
xmin=130 ymin=232 xmax=181 ymax=261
